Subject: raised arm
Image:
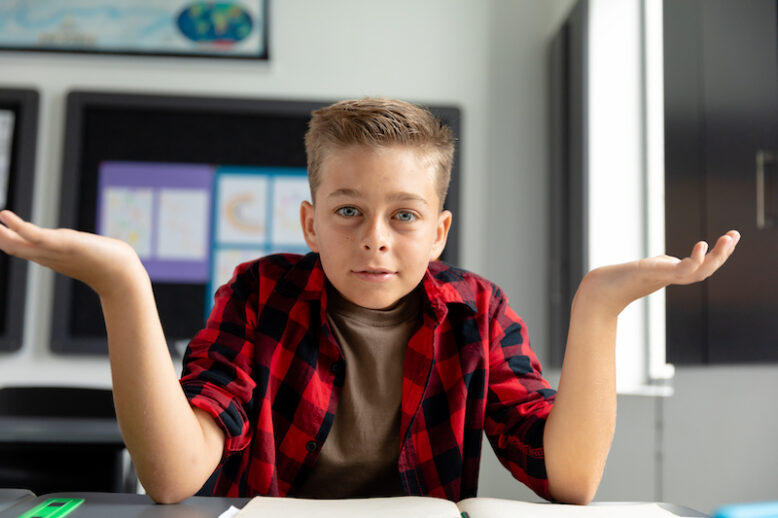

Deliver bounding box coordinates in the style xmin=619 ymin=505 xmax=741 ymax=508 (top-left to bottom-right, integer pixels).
xmin=0 ymin=210 xmax=224 ymax=503
xmin=543 ymin=230 xmax=740 ymax=504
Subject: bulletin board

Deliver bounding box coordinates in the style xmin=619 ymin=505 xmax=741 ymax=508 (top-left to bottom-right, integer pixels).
xmin=51 ymin=91 xmax=461 ymax=356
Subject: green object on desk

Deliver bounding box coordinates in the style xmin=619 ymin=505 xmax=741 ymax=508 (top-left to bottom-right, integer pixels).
xmin=17 ymin=498 xmax=84 ymax=518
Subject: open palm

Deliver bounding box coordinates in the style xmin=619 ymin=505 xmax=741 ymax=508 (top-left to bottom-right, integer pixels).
xmin=0 ymin=210 xmax=144 ymax=296
xmin=583 ymin=230 xmax=740 ymax=316
xmin=638 ymin=231 xmax=740 ymax=285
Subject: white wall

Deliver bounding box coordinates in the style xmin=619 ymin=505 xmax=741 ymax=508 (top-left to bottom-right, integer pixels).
xmin=663 ymin=367 xmax=778 ymax=513
xmin=482 ymin=0 xmax=579 ymax=367
xmin=1 ymin=1 xmax=776 ymax=514
xmin=477 ymin=0 xmax=576 ymax=503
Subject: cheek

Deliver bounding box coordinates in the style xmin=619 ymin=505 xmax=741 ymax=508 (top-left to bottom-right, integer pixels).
xmin=316 ymin=223 xmax=354 ymax=252
xmin=402 ymin=228 xmax=436 ymax=259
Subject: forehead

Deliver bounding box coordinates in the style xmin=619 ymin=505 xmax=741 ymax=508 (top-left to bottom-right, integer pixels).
xmin=318 ymin=145 xmax=438 ymax=195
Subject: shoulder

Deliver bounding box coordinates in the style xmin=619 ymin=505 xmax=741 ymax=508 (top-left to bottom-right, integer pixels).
xmin=428 ymin=261 xmax=497 ymax=287
xmin=246 ymin=252 xmax=325 ymax=301
xmin=230 ymin=251 xmax=316 ymax=277
xmin=426 ymin=261 xmax=508 ymax=312
xmin=223 ymin=252 xmax=321 ymax=298
xmin=253 ymin=252 xmax=316 ymax=278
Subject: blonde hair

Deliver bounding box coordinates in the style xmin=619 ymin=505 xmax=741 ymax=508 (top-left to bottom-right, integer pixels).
xmin=305 ymin=97 xmax=455 ymax=210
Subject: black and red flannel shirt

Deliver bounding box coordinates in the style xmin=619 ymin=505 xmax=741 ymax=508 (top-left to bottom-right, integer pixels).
xmin=180 ymin=252 xmax=557 ymax=501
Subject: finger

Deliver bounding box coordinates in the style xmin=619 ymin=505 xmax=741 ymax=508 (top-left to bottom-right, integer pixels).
xmin=0 ymin=210 xmax=46 ymax=245
xmin=673 ymin=255 xmax=703 ymax=281
xmin=720 ymin=230 xmax=740 ymax=254
xmin=690 ymin=241 xmax=708 ymax=264
xmin=691 ymin=233 xmax=738 ymax=281
xmin=708 ymin=232 xmax=738 ymax=260
xmin=0 ymin=210 xmax=30 ymax=231
xmin=0 ymin=222 xmax=36 ymax=257
xmin=0 ymin=209 xmax=18 ymax=227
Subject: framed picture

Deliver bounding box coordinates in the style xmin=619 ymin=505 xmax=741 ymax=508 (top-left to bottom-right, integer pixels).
xmin=0 ymin=1 xmax=269 ymax=60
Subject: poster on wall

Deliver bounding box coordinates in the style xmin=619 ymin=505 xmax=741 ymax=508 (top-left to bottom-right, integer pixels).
xmin=96 ymin=161 xmax=310 ymax=314
xmin=0 ymin=1 xmax=268 ymax=59
xmin=97 ymin=161 xmax=214 ymax=283
xmin=210 ymin=165 xmax=309 ymax=311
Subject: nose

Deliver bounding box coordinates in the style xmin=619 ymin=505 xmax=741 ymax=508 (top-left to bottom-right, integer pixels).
xmin=361 ymin=216 xmax=389 ymax=252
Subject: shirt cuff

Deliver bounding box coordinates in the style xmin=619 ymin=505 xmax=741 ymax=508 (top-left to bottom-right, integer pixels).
xmin=181 ymin=379 xmax=252 ymax=454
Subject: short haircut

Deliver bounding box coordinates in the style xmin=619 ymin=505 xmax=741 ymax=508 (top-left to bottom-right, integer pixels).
xmin=304 ymin=97 xmax=455 ymax=210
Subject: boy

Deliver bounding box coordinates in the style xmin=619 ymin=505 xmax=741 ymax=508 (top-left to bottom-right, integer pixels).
xmin=0 ymin=98 xmax=738 ymax=505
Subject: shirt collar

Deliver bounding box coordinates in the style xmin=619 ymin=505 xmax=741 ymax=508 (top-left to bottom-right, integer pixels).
xmin=420 ymin=264 xmax=479 ymax=316
xmin=298 ymin=254 xmax=478 ymax=319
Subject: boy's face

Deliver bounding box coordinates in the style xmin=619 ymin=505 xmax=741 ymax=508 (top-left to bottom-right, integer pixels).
xmin=301 ymin=145 xmax=452 ymax=310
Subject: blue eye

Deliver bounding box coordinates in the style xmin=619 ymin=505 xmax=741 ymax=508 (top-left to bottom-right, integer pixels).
xmin=394 ymin=211 xmax=417 ymax=222
xmin=336 ymin=206 xmax=360 ymax=217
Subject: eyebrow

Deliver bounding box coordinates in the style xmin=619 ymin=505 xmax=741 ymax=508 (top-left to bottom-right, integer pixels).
xmin=328 ymin=188 xmax=430 ymax=206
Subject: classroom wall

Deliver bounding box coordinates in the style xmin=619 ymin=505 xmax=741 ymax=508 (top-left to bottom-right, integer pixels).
xmin=0 ymin=1 xmax=776 ymax=514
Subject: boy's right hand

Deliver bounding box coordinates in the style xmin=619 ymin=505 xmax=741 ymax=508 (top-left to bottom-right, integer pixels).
xmin=0 ymin=210 xmax=145 ymax=297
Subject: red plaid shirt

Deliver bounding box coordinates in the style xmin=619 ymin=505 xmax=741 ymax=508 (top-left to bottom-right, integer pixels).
xmin=181 ymin=253 xmax=556 ymax=501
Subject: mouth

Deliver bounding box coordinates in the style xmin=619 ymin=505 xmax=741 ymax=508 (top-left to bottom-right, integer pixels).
xmin=352 ymin=268 xmax=397 ymax=282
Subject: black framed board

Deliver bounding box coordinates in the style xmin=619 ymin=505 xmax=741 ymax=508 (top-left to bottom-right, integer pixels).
xmin=53 ymin=91 xmax=461 ymax=355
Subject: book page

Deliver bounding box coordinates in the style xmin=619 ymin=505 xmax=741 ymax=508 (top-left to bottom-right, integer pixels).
xmin=457 ymin=498 xmax=686 ymax=518
xmin=236 ymin=496 xmax=461 ymax=518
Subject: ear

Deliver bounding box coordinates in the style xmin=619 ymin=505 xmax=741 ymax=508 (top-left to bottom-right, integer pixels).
xmin=300 ymin=200 xmax=320 ymax=252
xmin=429 ymin=209 xmax=452 ymax=261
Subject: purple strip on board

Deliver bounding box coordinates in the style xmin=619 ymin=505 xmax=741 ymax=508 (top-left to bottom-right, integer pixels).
xmin=99 ymin=161 xmax=214 ymax=189
xmin=142 ymin=260 xmax=208 ymax=282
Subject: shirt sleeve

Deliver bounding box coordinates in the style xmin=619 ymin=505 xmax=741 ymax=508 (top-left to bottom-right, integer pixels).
xmin=483 ymin=289 xmax=557 ymax=501
xmin=180 ymin=260 xmax=260 ymax=456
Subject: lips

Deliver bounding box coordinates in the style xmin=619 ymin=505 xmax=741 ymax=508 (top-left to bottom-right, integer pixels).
xmin=357 ymin=267 xmax=393 ymax=274
xmin=352 ymin=268 xmax=397 ymax=282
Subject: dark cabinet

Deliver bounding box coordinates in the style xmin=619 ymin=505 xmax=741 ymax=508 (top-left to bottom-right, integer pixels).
xmin=665 ymin=0 xmax=778 ymax=364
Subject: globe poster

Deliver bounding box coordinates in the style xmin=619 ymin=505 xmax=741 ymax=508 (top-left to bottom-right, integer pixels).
xmin=0 ymin=1 xmax=268 ymax=59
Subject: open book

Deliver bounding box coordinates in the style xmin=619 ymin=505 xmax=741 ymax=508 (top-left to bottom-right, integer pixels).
xmin=234 ymin=496 xmax=702 ymax=518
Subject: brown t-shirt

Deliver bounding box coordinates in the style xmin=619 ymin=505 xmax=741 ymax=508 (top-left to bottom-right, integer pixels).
xmin=292 ymin=285 xmax=421 ymax=498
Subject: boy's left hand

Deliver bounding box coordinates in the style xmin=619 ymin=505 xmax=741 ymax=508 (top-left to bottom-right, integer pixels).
xmin=580 ymin=230 xmax=740 ymax=317
xmin=546 ymin=229 xmax=739 ymax=504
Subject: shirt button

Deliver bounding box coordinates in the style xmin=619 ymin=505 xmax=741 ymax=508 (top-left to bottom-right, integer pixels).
xmin=306 ymin=440 xmax=318 ymax=452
